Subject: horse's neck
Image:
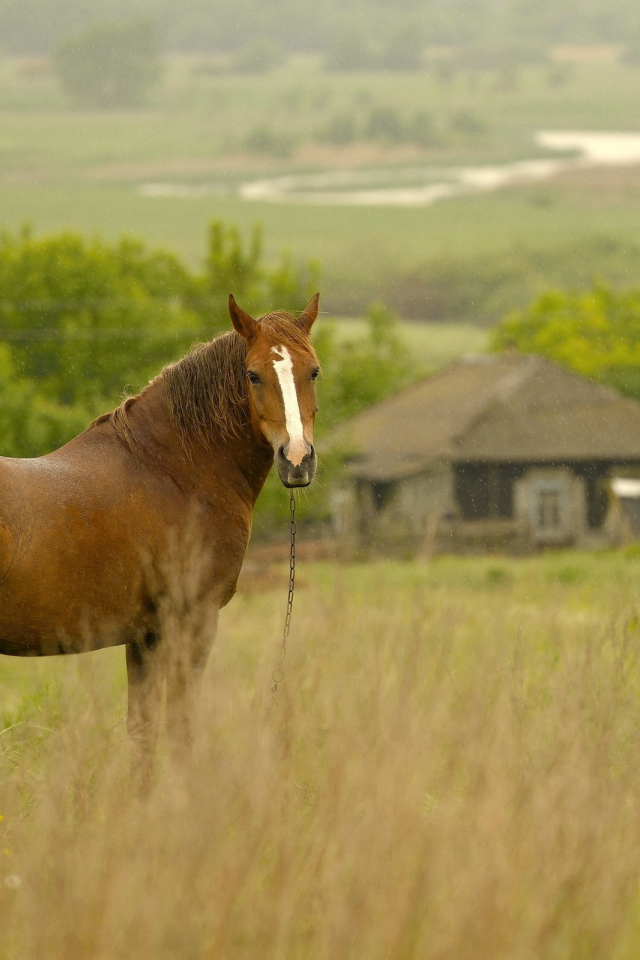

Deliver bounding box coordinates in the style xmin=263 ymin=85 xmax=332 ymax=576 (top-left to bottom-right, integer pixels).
xmin=118 ymin=379 xmax=273 ymax=507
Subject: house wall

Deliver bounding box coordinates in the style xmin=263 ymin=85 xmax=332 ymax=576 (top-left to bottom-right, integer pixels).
xmin=342 ymin=463 xmax=615 ymax=556
xmin=340 ymin=461 xmax=640 ymax=556
xmin=342 ymin=465 xmax=455 ymax=556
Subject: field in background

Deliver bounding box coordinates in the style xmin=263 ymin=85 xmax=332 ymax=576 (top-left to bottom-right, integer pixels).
xmin=7 ymin=56 xmax=640 ymax=170
xmin=2 ymin=550 xmax=640 ymax=957
xmin=1 ymin=57 xmax=640 ymax=315
xmin=3 ymin=176 xmax=640 ymax=269
xmin=320 ymin=318 xmax=488 ymax=370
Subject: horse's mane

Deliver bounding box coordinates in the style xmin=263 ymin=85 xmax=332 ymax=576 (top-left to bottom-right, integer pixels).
xmin=98 ymin=311 xmax=312 ymax=452
xmin=164 ymin=330 xmax=248 ymax=448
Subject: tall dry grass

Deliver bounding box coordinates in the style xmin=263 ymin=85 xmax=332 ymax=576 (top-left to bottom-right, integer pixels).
xmin=1 ymin=554 xmax=640 ymax=959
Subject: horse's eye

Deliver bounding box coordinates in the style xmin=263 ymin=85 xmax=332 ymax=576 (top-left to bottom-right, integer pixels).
xmin=311 ymin=369 xmax=320 ymax=381
xmin=247 ymin=371 xmax=261 ymax=385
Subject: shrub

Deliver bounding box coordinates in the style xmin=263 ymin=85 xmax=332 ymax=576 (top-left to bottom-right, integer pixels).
xmin=450 ymin=108 xmax=487 ymax=135
xmin=52 ymin=18 xmax=163 ymax=109
xmin=266 ymin=251 xmax=321 ymax=315
xmin=546 ymin=61 xmax=573 ymax=87
xmin=319 ymin=110 xmax=359 ymax=146
xmin=406 ymin=110 xmax=440 ymax=148
xmin=434 ymin=60 xmax=456 ymax=84
xmin=364 ymin=105 xmax=405 ymax=144
xmin=243 ymin=125 xmax=296 ymax=159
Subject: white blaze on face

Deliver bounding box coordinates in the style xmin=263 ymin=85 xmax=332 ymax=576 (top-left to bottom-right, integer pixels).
xmin=271 ymin=345 xmax=307 ymax=466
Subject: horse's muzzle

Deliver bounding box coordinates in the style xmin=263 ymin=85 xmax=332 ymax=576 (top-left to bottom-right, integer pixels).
xmin=277 ymin=444 xmax=317 ymax=488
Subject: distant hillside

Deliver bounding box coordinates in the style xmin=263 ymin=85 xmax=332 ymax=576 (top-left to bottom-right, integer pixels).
xmin=1 ymin=0 xmax=639 ymax=55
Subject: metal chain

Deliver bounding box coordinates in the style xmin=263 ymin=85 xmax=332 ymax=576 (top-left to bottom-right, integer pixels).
xmin=271 ymin=492 xmax=296 ymax=694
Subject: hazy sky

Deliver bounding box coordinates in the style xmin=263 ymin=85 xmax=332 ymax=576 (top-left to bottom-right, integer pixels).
xmin=0 ymin=0 xmax=636 ymax=55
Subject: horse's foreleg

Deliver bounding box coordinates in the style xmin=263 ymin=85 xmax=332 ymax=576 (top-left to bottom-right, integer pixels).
xmin=165 ymin=609 xmax=218 ymax=758
xmin=126 ymin=635 xmax=165 ymax=793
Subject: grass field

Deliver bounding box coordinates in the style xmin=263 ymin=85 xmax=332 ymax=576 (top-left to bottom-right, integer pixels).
xmin=2 ymin=550 xmax=640 ymax=957
xmin=3 ymin=177 xmax=639 ymax=313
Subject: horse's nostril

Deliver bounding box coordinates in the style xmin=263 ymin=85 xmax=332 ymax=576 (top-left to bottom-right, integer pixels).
xmin=278 ymin=445 xmax=286 ymax=459
xmin=308 ymin=444 xmax=315 ymax=458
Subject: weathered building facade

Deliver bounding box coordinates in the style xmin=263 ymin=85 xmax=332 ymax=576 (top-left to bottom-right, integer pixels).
xmin=332 ymin=354 xmax=640 ymax=555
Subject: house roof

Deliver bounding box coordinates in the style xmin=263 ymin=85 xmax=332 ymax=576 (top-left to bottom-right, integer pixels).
xmin=332 ymin=354 xmax=640 ymax=481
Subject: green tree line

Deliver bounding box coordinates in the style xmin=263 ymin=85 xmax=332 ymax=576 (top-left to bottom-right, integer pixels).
xmin=331 ymin=236 xmax=640 ymax=325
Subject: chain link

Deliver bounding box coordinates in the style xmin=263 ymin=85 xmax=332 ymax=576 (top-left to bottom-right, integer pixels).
xmin=271 ymin=492 xmax=296 ymax=694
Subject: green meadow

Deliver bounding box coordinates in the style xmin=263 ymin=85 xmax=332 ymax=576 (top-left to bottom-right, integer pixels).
xmin=3 ymin=179 xmax=639 ymax=271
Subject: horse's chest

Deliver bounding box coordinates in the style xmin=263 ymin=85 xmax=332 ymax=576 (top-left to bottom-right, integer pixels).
xmin=204 ymin=524 xmax=251 ymax=607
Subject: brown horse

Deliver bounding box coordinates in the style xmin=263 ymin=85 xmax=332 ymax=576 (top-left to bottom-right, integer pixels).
xmin=0 ymin=294 xmax=320 ymax=773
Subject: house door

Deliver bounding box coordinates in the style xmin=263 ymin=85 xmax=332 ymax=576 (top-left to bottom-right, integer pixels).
xmin=531 ymin=479 xmax=568 ymax=542
xmin=537 ymin=486 xmax=562 ymax=532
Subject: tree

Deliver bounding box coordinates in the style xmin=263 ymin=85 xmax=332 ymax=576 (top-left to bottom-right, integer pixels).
xmin=0 ymin=220 xmax=323 ymax=466
xmin=0 ymin=344 xmax=90 ymax=457
xmin=313 ymin=302 xmax=413 ymax=429
xmin=0 ymin=227 xmax=197 ymax=406
xmin=0 ymin=219 xmax=416 ymax=531
xmin=52 ymin=18 xmax=163 ymax=109
xmin=319 ymin=110 xmax=359 ymax=146
xmin=199 ymin=220 xmax=320 ymax=327
xmin=0 ymin=222 xmax=320 ymax=417
xmin=364 ymin=106 xmax=405 ymax=144
xmin=407 ymin=111 xmax=440 ymax=148
xmin=492 ymin=284 xmax=640 ymax=400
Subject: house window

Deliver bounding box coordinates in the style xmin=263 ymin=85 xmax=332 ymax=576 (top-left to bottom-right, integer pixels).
xmin=455 ymin=464 xmax=517 ymax=519
xmin=456 ymin=464 xmax=490 ymax=518
xmin=371 ymin=481 xmax=395 ymax=512
xmin=537 ymin=489 xmax=561 ymax=530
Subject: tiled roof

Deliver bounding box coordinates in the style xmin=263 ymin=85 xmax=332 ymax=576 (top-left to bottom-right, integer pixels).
xmin=331 ymin=354 xmax=640 ymax=480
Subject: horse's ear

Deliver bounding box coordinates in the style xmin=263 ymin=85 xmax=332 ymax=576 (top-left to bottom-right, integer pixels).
xmin=228 ymin=294 xmax=258 ymax=341
xmin=297 ymin=293 xmax=320 ymax=335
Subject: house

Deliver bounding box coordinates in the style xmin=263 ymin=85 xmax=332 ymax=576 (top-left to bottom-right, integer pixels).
xmin=331 ymin=354 xmax=640 ymax=555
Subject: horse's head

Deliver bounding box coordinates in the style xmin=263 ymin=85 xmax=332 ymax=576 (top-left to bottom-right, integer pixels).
xmin=228 ymin=293 xmax=320 ymax=488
